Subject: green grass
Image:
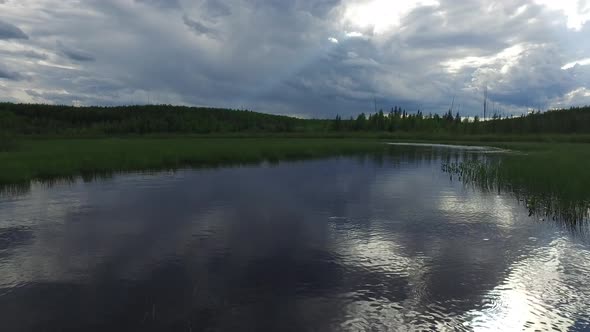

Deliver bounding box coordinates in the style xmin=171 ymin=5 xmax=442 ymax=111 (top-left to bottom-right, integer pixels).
xmin=0 ymin=138 xmax=387 ymax=186
xmin=1 ymin=138 xmax=587 ymax=192
xmin=443 ymin=142 xmax=590 ymax=226
xmin=474 ymin=142 xmax=590 ymax=199
xmin=2 ymin=137 xmax=588 ymax=226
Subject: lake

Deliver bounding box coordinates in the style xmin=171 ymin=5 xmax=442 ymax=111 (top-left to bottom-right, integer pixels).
xmin=0 ymin=145 xmax=589 ymax=331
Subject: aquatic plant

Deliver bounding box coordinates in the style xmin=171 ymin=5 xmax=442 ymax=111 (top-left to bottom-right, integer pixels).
xmin=442 ymin=150 xmax=590 ymax=229
xmin=0 ymin=138 xmax=388 ymax=187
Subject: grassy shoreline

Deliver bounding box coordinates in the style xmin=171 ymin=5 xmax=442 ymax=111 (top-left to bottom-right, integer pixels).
xmin=1 ymin=137 xmax=588 ymax=225
xmin=0 ymin=138 xmax=391 ymax=186
xmin=442 ymin=142 xmax=590 ymax=226
xmin=1 ymin=137 xmax=588 ymax=206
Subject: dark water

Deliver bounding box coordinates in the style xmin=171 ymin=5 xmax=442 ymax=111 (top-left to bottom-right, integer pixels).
xmin=1 ymin=146 xmax=589 ymax=331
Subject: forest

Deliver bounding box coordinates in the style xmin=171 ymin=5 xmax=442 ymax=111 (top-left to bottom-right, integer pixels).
xmin=0 ymin=103 xmax=309 ymax=135
xmin=1 ymin=102 xmax=590 ymax=136
xmin=331 ymin=106 xmax=590 ymax=134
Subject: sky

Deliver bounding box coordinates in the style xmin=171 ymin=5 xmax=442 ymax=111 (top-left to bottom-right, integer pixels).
xmin=0 ymin=0 xmax=590 ymax=118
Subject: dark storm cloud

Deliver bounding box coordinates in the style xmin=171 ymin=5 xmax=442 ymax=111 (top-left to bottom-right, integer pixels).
xmin=20 ymin=50 xmax=48 ymax=60
xmin=0 ymin=49 xmax=48 ymax=60
xmin=0 ymin=20 xmax=28 ymax=39
xmin=1 ymin=0 xmax=589 ymax=116
xmin=57 ymin=41 xmax=95 ymax=62
xmin=0 ymin=65 xmax=21 ymax=80
xmin=485 ymin=46 xmax=577 ymax=106
xmin=182 ymin=15 xmax=217 ymax=36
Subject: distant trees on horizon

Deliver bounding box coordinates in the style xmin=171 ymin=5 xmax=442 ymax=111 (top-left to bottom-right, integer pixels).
xmin=331 ymin=105 xmax=590 ymax=135
xmin=1 ymin=102 xmax=589 ymax=136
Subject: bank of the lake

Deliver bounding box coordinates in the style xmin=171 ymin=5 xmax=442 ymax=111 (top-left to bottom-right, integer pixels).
xmin=0 ymin=138 xmax=389 ymax=186
xmin=1 ymin=138 xmax=589 ymax=221
xmin=441 ymin=141 xmax=590 ymax=226
xmin=0 ymin=138 xmax=588 ymax=187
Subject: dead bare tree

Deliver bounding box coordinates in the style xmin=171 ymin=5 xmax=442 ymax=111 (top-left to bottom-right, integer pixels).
xmin=483 ymin=86 xmax=488 ymax=120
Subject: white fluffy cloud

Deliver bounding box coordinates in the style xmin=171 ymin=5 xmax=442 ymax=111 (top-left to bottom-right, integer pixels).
xmin=0 ymin=0 xmax=589 ymax=117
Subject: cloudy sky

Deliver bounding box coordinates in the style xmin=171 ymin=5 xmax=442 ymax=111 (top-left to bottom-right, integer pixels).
xmin=1 ymin=0 xmax=590 ymax=118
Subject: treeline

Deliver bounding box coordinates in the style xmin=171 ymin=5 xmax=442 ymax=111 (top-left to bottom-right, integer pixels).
xmin=0 ymin=103 xmax=318 ymax=135
xmin=331 ymin=106 xmax=590 ymax=135
xmin=475 ymin=107 xmax=590 ymax=134
xmin=331 ymin=107 xmax=461 ymax=133
xmin=0 ymin=102 xmax=589 ymax=136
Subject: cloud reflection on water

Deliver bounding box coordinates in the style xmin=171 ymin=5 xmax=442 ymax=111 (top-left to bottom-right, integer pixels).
xmin=0 ymin=150 xmax=588 ymax=330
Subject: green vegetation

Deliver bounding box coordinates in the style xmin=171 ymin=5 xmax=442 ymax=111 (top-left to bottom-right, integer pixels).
xmin=0 ymin=138 xmax=387 ymax=187
xmin=0 ymin=134 xmax=18 ymax=152
xmin=1 ymin=102 xmax=589 ymax=227
xmin=443 ymin=143 xmax=590 ymax=227
xmin=0 ymin=103 xmax=317 ymax=135
xmin=331 ymin=106 xmax=590 ymax=135
xmin=2 ymin=102 xmax=590 ymax=137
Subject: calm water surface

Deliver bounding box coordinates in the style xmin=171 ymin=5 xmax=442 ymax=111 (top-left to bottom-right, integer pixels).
xmin=0 ymin=146 xmax=589 ymax=331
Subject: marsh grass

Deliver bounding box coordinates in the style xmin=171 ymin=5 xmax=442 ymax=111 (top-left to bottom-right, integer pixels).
xmin=0 ymin=138 xmax=387 ymax=188
xmin=443 ymin=143 xmax=590 ymax=228
xmin=2 ymin=137 xmax=589 ymax=229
